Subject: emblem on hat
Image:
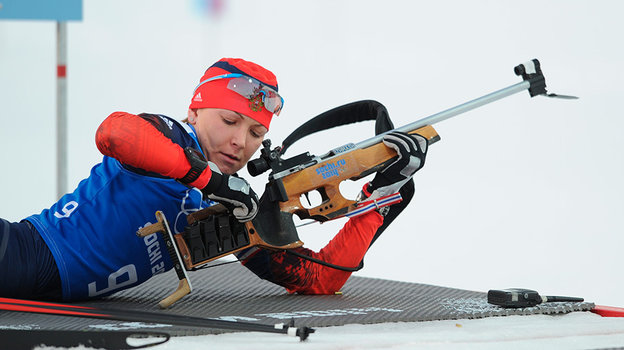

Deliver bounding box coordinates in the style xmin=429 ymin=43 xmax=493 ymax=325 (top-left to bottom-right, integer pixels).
xmin=249 ymin=94 xmax=264 ymax=112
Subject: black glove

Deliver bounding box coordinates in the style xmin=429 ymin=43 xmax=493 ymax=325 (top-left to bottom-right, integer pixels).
xmin=367 ymin=132 xmax=427 ymax=200
xmin=202 ymin=162 xmax=259 ymax=222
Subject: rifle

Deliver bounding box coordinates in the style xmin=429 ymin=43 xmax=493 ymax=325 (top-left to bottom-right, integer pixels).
xmin=139 ymin=59 xmax=576 ymax=308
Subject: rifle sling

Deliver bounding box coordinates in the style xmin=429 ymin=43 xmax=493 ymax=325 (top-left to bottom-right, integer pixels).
xmin=280 ymin=100 xmax=394 ymax=155
xmin=284 ymin=249 xmax=363 ymax=272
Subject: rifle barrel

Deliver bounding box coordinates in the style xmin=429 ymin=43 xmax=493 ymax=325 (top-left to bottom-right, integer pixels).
xmin=355 ymin=80 xmax=530 ymax=149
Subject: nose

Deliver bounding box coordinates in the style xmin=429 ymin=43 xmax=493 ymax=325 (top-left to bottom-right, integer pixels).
xmin=230 ymin=125 xmax=246 ymax=149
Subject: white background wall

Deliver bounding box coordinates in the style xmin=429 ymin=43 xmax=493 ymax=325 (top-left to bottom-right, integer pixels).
xmin=1 ymin=0 xmax=623 ymax=307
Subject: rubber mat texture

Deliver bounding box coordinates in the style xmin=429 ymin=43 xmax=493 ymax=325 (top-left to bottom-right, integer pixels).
xmin=0 ymin=263 xmax=594 ymax=336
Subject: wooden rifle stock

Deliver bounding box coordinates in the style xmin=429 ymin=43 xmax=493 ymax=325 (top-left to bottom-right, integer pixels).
xmin=277 ymin=125 xmax=439 ymax=222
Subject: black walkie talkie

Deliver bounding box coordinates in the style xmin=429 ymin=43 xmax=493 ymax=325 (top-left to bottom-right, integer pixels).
xmin=488 ymin=288 xmax=584 ymax=308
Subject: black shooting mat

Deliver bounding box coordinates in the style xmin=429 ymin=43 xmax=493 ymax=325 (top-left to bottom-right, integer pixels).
xmin=0 ymin=263 xmax=594 ymax=336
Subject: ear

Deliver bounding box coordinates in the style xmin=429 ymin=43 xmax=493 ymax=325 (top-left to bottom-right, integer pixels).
xmin=187 ymin=109 xmax=198 ymax=124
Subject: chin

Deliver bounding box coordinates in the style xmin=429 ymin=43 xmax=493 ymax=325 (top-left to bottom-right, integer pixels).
xmin=219 ymin=163 xmax=243 ymax=175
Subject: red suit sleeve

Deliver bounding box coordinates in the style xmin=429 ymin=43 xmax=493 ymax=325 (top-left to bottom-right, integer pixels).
xmin=95 ymin=111 xmax=211 ymax=188
xmin=241 ymin=210 xmax=384 ymax=295
xmin=296 ymin=210 xmax=383 ymax=294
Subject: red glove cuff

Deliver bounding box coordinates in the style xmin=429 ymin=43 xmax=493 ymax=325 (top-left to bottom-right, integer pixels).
xmin=188 ymin=167 xmax=212 ymax=189
xmin=178 ymin=147 xmax=213 ymax=189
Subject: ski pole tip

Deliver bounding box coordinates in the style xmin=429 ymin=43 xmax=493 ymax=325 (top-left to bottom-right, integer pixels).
xmin=296 ymin=326 xmax=315 ymax=341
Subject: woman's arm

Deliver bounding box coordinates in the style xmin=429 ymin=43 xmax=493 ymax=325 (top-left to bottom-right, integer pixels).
xmin=95 ymin=111 xmax=212 ymax=188
xmin=239 ymin=210 xmax=383 ymax=294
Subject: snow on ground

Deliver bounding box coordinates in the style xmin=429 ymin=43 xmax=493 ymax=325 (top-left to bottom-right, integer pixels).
xmin=35 ymin=312 xmax=624 ymax=350
xmin=160 ymin=313 xmax=624 ymax=350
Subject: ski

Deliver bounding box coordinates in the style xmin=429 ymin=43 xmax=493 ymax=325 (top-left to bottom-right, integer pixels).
xmin=0 ymin=329 xmax=170 ymax=350
xmin=0 ymin=297 xmax=314 ymax=341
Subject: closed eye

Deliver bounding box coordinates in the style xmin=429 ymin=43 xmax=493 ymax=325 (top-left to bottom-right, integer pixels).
xmin=222 ymin=118 xmax=236 ymax=126
xmin=250 ymin=130 xmax=262 ymax=138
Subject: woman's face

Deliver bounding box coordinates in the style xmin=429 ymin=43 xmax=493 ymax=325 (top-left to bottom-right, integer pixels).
xmin=187 ymin=108 xmax=267 ymax=174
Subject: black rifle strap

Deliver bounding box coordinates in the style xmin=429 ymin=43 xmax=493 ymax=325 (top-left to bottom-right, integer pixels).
xmin=284 ymin=249 xmax=364 ymax=272
xmin=367 ymin=179 xmax=414 ymax=248
xmin=280 ymin=100 xmax=394 ymax=155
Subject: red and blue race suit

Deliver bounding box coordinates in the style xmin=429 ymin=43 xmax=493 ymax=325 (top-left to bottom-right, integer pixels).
xmin=7 ymin=112 xmax=385 ymax=301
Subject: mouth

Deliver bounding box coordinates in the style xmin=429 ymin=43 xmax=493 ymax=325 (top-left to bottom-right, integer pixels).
xmin=219 ymin=152 xmax=240 ymax=163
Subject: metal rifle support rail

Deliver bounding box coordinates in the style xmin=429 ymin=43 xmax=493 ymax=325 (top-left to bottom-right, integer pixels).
xmin=0 ymin=297 xmax=315 ymax=341
xmin=359 ymin=81 xmax=529 ymax=148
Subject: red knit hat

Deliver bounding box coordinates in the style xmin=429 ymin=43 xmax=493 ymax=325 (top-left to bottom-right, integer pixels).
xmin=189 ymin=58 xmax=280 ymax=130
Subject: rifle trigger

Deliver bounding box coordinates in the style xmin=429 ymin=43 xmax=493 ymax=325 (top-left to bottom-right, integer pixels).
xmin=303 ymin=192 xmax=312 ymax=207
